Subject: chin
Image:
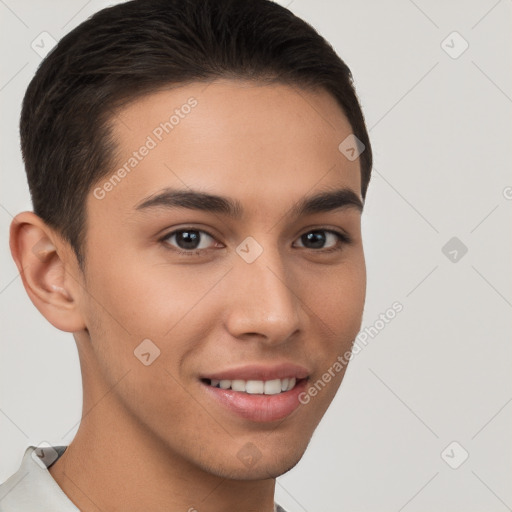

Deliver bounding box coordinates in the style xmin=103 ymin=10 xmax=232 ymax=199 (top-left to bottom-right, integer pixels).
xmin=200 ymin=437 xmax=312 ymax=481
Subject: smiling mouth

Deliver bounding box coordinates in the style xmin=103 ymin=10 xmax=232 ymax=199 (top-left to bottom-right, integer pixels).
xmin=201 ymin=377 xmax=302 ymax=394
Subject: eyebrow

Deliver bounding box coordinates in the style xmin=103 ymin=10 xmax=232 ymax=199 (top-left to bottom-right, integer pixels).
xmin=134 ymin=186 xmax=364 ymax=218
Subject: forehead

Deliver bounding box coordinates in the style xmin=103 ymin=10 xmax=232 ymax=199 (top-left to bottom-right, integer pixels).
xmin=89 ymin=79 xmax=362 ymax=222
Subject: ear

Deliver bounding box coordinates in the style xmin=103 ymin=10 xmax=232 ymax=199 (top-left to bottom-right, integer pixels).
xmin=9 ymin=211 xmax=87 ymax=333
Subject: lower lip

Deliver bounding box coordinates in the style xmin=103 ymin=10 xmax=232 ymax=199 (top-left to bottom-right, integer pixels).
xmin=200 ymin=379 xmax=308 ymax=423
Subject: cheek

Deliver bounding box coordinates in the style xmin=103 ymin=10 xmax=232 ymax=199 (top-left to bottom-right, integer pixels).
xmin=307 ymin=256 xmax=366 ymax=339
xmin=299 ymin=255 xmax=366 ymax=406
xmin=296 ymin=260 xmax=365 ymax=418
xmin=85 ymin=250 xmax=222 ymax=338
xmin=80 ymin=250 xmax=230 ymax=389
xmin=79 ymin=253 xmax=218 ymax=418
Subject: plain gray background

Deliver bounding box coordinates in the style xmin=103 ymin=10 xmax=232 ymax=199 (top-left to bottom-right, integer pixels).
xmin=1 ymin=1 xmax=511 ymax=511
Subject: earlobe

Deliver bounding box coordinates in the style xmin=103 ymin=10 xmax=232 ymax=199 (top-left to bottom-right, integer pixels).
xmin=9 ymin=211 xmax=87 ymax=333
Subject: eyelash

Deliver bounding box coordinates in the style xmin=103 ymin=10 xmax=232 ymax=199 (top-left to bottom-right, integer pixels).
xmin=159 ymin=227 xmax=352 ymax=257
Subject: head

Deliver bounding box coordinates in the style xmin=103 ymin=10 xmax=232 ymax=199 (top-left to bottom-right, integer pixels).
xmin=11 ymin=0 xmax=372 ymax=480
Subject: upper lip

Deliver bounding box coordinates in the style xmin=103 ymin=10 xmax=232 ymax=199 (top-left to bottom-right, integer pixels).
xmin=201 ymin=362 xmax=310 ymax=381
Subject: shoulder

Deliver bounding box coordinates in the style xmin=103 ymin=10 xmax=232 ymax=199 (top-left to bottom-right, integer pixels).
xmin=0 ymin=445 xmax=77 ymax=512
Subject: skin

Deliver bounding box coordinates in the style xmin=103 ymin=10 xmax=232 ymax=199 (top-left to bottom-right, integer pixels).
xmin=10 ymin=79 xmax=366 ymax=512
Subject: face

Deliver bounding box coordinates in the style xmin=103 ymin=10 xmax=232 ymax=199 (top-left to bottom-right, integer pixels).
xmin=78 ymin=79 xmax=366 ymax=479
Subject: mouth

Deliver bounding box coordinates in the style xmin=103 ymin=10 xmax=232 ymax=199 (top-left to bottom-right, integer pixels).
xmin=202 ymin=377 xmax=301 ymax=394
xmin=199 ymin=363 xmax=310 ymax=422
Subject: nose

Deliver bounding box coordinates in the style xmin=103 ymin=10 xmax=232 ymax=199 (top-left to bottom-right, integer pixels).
xmin=223 ymin=248 xmax=302 ymax=345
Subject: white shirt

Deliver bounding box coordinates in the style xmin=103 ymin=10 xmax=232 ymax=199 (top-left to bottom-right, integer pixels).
xmin=0 ymin=446 xmax=78 ymax=511
xmin=0 ymin=445 xmax=287 ymax=511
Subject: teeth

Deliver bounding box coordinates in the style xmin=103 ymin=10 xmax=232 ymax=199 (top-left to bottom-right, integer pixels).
xmin=231 ymin=379 xmax=246 ymax=392
xmin=264 ymin=379 xmax=281 ymax=395
xmin=246 ymin=380 xmax=264 ymax=394
xmin=219 ymin=379 xmax=231 ymax=389
xmin=207 ymin=377 xmax=298 ymax=394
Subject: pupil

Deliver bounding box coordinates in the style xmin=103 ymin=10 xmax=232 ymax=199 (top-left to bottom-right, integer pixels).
xmin=177 ymin=230 xmax=200 ymax=250
xmin=303 ymin=231 xmax=325 ymax=249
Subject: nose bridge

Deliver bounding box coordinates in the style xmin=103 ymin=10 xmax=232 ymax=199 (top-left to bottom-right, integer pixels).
xmin=224 ymin=242 xmax=301 ymax=342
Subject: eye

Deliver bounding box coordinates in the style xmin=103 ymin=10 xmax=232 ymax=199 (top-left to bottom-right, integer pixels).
xmin=159 ymin=227 xmax=351 ymax=257
xmin=160 ymin=228 xmax=220 ymax=255
xmin=293 ymin=229 xmax=351 ymax=252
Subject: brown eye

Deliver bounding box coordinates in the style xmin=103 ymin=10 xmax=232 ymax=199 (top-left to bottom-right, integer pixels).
xmin=294 ymin=230 xmax=351 ymax=251
xmin=161 ymin=228 xmax=218 ymax=254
